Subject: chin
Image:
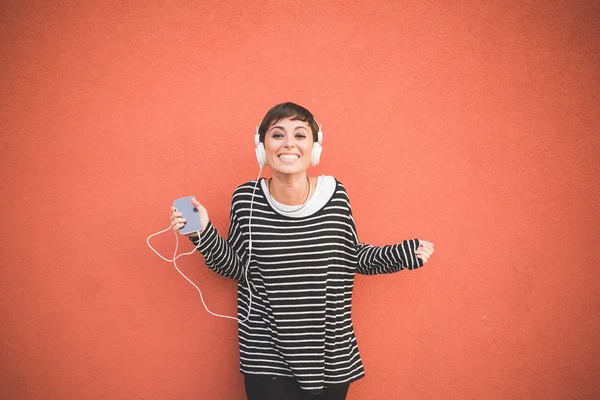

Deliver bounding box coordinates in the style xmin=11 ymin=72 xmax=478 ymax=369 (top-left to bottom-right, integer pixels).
xmin=270 ymin=163 xmax=309 ymax=175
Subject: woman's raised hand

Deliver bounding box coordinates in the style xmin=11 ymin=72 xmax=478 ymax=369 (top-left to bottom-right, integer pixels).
xmin=170 ymin=198 xmax=210 ymax=237
xmin=415 ymin=240 xmax=434 ymax=264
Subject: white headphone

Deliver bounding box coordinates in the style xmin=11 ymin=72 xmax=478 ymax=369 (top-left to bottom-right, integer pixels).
xmin=255 ymin=121 xmax=323 ymax=168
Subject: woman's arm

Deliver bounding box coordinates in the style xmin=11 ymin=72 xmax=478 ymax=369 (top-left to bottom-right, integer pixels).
xmin=171 ymin=198 xmax=247 ymax=281
xmin=189 ymin=213 xmax=247 ymax=281
xmin=355 ymin=240 xmax=424 ymax=275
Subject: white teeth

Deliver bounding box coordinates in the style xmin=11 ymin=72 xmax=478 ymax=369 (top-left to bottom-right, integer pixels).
xmin=279 ymin=155 xmax=299 ymax=160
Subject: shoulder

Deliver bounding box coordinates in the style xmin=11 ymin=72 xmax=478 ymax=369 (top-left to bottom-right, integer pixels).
xmin=318 ymin=175 xmax=343 ymax=189
xmin=230 ymin=179 xmax=266 ymax=210
xmin=233 ymin=178 xmax=264 ymax=196
xmin=313 ymin=175 xmax=348 ymax=200
xmin=233 ymin=179 xmax=261 ymax=194
xmin=327 ymin=176 xmax=349 ymax=198
xmin=319 ymin=176 xmax=354 ymax=209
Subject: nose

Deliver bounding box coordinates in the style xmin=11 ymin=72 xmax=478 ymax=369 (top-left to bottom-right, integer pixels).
xmin=283 ymin=133 xmax=295 ymax=148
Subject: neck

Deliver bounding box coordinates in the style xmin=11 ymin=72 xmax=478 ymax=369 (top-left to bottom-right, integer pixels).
xmin=269 ymin=173 xmax=311 ymax=206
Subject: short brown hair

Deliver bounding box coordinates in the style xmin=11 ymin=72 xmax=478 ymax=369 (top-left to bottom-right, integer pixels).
xmin=258 ymin=102 xmax=319 ymax=143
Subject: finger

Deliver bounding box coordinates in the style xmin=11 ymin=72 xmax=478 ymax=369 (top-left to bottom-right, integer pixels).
xmin=420 ymin=243 xmax=434 ymax=253
xmin=171 ymin=217 xmax=186 ymax=227
xmin=170 ymin=212 xmax=183 ymax=221
xmin=419 ymin=240 xmax=434 ymax=247
xmin=416 ymin=254 xmax=428 ymax=264
xmin=414 ymin=250 xmax=429 ymax=259
xmin=191 ymin=198 xmax=201 ymax=207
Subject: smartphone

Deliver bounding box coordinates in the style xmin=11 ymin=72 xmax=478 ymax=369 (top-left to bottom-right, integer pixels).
xmin=173 ymin=196 xmax=203 ymax=235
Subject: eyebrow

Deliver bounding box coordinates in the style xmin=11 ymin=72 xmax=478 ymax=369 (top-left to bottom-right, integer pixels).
xmin=269 ymin=125 xmax=309 ymax=132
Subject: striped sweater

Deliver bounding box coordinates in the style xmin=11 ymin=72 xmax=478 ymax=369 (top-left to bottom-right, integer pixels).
xmin=191 ymin=178 xmax=423 ymax=394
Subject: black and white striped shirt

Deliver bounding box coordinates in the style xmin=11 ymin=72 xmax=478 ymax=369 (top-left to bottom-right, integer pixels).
xmin=191 ymin=178 xmax=423 ymax=394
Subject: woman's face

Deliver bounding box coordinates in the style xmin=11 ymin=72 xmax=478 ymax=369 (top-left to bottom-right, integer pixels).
xmin=263 ymin=117 xmax=314 ymax=175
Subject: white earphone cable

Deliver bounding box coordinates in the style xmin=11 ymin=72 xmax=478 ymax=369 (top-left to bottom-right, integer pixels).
xmin=146 ymin=168 xmax=262 ymax=323
xmin=239 ymin=167 xmax=262 ymax=323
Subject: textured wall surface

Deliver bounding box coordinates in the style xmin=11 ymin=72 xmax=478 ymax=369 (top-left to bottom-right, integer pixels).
xmin=1 ymin=1 xmax=599 ymax=399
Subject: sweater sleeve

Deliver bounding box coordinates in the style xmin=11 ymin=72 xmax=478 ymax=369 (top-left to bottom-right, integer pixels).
xmin=355 ymin=240 xmax=423 ymax=275
xmin=189 ymin=206 xmax=247 ymax=281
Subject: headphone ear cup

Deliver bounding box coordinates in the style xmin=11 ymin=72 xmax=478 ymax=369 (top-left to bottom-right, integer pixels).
xmin=311 ymin=142 xmax=322 ymax=166
xmin=255 ymin=131 xmax=267 ymax=167
xmin=255 ymin=142 xmax=267 ymax=167
xmin=311 ymin=127 xmax=323 ymax=166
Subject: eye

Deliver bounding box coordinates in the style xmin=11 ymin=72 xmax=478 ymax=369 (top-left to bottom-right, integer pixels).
xmin=271 ymin=132 xmax=284 ymax=139
xmin=295 ymin=133 xmax=307 ymax=139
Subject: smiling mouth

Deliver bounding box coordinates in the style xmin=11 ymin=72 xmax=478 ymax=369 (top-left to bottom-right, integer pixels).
xmin=278 ymin=154 xmax=300 ymax=161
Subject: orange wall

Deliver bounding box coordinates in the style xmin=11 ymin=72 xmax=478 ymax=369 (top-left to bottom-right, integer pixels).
xmin=1 ymin=1 xmax=599 ymax=399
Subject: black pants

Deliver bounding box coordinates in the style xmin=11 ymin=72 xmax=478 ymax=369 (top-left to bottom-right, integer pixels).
xmin=244 ymin=374 xmax=350 ymax=400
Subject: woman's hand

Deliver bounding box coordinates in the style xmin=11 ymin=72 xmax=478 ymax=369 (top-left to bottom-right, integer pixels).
xmin=170 ymin=198 xmax=210 ymax=237
xmin=415 ymin=240 xmax=434 ymax=264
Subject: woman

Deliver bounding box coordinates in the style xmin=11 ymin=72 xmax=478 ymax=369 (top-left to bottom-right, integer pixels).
xmin=170 ymin=102 xmax=434 ymax=400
